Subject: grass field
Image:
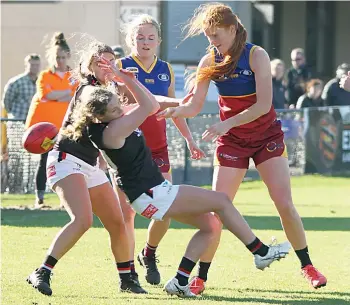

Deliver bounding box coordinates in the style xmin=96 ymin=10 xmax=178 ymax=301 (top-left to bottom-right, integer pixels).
xmin=1 ymin=175 xmax=350 ymax=305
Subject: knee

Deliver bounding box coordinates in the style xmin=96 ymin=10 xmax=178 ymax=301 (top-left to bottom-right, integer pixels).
xmin=71 ymin=213 xmax=93 ymax=233
xmin=272 ymin=194 xmax=297 ymax=218
xmin=204 ymin=214 xmax=223 ymax=237
xmin=122 ymin=206 xmax=136 ymax=225
xmin=216 ymin=192 xmax=232 ymax=210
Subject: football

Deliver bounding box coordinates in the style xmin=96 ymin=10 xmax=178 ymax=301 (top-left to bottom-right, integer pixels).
xmin=22 ymin=122 xmax=58 ymax=154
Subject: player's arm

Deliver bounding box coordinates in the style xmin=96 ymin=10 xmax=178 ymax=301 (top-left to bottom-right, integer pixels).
xmin=167 ymin=75 xmax=194 ymax=142
xmin=157 ymin=54 xmax=211 ymax=119
xmin=223 ymin=47 xmax=273 ymax=128
xmin=37 ymin=72 xmax=71 ymax=101
xmin=102 ymin=75 xmax=159 ymax=149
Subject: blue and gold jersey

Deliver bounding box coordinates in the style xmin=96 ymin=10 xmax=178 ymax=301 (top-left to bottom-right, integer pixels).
xmin=118 ymin=55 xmax=174 ymax=96
xmin=212 ymin=42 xmax=258 ymax=97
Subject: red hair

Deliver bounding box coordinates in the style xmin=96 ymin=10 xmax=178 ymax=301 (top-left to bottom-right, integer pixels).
xmin=183 ymin=3 xmax=247 ymax=82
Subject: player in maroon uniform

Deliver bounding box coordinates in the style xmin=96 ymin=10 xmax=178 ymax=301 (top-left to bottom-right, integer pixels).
xmin=158 ymin=2 xmax=327 ymax=293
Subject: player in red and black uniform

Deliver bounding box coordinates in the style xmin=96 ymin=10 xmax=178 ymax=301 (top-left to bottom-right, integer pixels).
xmin=158 ymin=3 xmax=327 ymax=294
xmin=62 ymin=62 xmax=291 ymax=297
xmin=116 ymin=14 xmax=205 ymax=285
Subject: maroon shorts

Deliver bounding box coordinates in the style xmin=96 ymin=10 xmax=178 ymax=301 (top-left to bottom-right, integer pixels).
xmin=214 ymin=120 xmax=288 ymax=169
xmin=152 ymin=147 xmax=171 ymax=173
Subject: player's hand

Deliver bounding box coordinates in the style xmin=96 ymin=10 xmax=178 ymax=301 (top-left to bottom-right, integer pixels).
xmin=186 ymin=139 xmax=206 ymax=160
xmin=156 ymin=107 xmax=178 ymax=120
xmin=339 ymin=71 xmax=350 ymax=92
xmin=97 ymin=56 xmax=135 ymax=83
xmin=202 ymin=121 xmax=231 ymax=142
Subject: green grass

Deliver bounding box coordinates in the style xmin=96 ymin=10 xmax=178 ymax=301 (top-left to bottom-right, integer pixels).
xmin=1 ymin=175 xmax=350 ymax=305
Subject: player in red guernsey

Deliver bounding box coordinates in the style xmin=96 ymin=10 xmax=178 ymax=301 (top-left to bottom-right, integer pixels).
xmin=158 ymin=2 xmax=327 ymax=293
xmin=114 ymin=14 xmax=206 ymax=286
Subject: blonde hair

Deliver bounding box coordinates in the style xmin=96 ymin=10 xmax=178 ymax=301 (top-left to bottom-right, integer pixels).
xmin=124 ymin=14 xmax=161 ymax=49
xmin=183 ymin=2 xmax=247 ymax=82
xmin=62 ymin=87 xmax=120 ymax=141
xmin=270 ymin=58 xmax=284 ymax=73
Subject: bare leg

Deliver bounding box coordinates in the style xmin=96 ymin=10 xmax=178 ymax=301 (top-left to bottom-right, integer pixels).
xmin=47 ymin=174 xmax=93 ymax=259
xmin=90 ymin=182 xmax=130 ymax=263
xmin=257 ymin=157 xmax=306 ymax=250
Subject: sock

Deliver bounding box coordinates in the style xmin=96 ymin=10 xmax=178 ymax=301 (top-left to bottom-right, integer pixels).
xmin=40 ymin=255 xmax=57 ymax=272
xmin=295 ymin=247 xmax=312 ymax=268
xmin=175 ymin=257 xmax=196 ymax=286
xmin=130 ymin=260 xmax=136 ymax=274
xmin=144 ymin=243 xmax=157 ymax=257
xmin=116 ymin=261 xmax=131 ymax=281
xmin=246 ymin=237 xmax=269 ymax=257
xmin=35 ymin=190 xmax=45 ymax=201
xmin=197 ymin=261 xmax=211 ymax=282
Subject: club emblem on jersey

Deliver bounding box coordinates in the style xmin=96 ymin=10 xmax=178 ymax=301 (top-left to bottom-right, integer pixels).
xmin=239 ymin=70 xmax=253 ymax=76
xmin=158 ymin=73 xmax=169 ymax=81
xmin=134 ymin=128 xmax=142 ymax=137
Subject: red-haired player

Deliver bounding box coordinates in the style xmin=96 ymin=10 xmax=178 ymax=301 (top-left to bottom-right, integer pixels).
xmin=158 ymin=2 xmax=327 ymax=294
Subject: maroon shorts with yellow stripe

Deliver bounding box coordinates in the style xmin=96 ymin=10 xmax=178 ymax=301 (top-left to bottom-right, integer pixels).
xmin=214 ymin=120 xmax=288 ymax=169
xmin=152 ymin=147 xmax=171 ymax=173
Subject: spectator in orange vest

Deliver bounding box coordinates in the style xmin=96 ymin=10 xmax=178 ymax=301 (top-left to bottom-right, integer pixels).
xmin=26 ymin=32 xmax=78 ymax=208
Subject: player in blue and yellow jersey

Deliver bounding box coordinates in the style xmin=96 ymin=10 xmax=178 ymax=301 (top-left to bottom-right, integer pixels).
xmin=114 ymin=14 xmax=206 ymax=286
xmin=158 ymin=2 xmax=327 ymax=294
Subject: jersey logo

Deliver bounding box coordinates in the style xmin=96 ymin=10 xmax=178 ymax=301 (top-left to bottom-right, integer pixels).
xmin=239 ymin=69 xmax=253 ymax=76
xmin=158 ymin=73 xmax=169 ymax=81
xmin=134 ymin=128 xmax=142 ymax=137
xmin=145 ymin=78 xmax=155 ymax=84
xmin=125 ymin=67 xmax=139 ymax=73
xmin=46 ymin=165 xmax=56 ymax=178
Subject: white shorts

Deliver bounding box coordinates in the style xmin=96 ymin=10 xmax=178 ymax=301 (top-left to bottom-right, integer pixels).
xmin=131 ymin=180 xmax=179 ymax=221
xmin=46 ymin=151 xmax=109 ymax=190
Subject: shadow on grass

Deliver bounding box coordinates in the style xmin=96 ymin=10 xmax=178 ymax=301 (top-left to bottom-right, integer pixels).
xmin=203 ymin=294 xmax=349 ymax=305
xmin=1 ymin=208 xmax=349 ymax=231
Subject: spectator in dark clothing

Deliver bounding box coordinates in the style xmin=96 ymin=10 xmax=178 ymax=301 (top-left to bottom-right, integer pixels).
xmin=339 ymin=71 xmax=350 ymax=92
xmin=296 ymin=79 xmax=324 ymax=109
xmin=322 ymin=63 xmax=350 ymax=106
xmin=111 ymin=45 xmax=125 ymax=59
xmin=286 ymin=48 xmax=313 ymax=107
xmin=271 ymin=59 xmax=287 ymax=109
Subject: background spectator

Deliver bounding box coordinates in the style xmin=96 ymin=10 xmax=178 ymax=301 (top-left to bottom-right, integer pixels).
xmin=111 ymin=45 xmax=125 ymax=59
xmin=286 ymin=48 xmax=313 ymax=107
xmin=296 ymin=79 xmax=324 ymax=109
xmin=339 ymin=71 xmax=350 ymax=92
xmin=1 ymin=54 xmax=40 ymax=194
xmin=271 ymin=58 xmax=287 ymax=109
xmin=322 ymin=63 xmax=350 ymax=106
xmin=2 ymin=54 xmax=41 ymax=120
xmin=25 ymin=32 xmax=78 ymax=208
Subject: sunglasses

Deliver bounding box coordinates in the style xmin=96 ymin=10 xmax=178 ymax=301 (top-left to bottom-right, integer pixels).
xmin=292 ymin=58 xmax=303 ymax=62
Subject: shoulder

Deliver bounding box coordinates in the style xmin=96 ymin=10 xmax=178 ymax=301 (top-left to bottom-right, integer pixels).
xmin=324 ymin=78 xmax=338 ymax=91
xmin=199 ymin=53 xmax=213 ymax=68
xmin=87 ymin=123 xmax=107 ymax=147
xmin=4 ymin=74 xmax=25 ymax=88
xmin=37 ymin=69 xmax=53 ymax=80
xmin=250 ymin=46 xmax=270 ymax=73
xmin=117 ymin=55 xmax=133 ymax=67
